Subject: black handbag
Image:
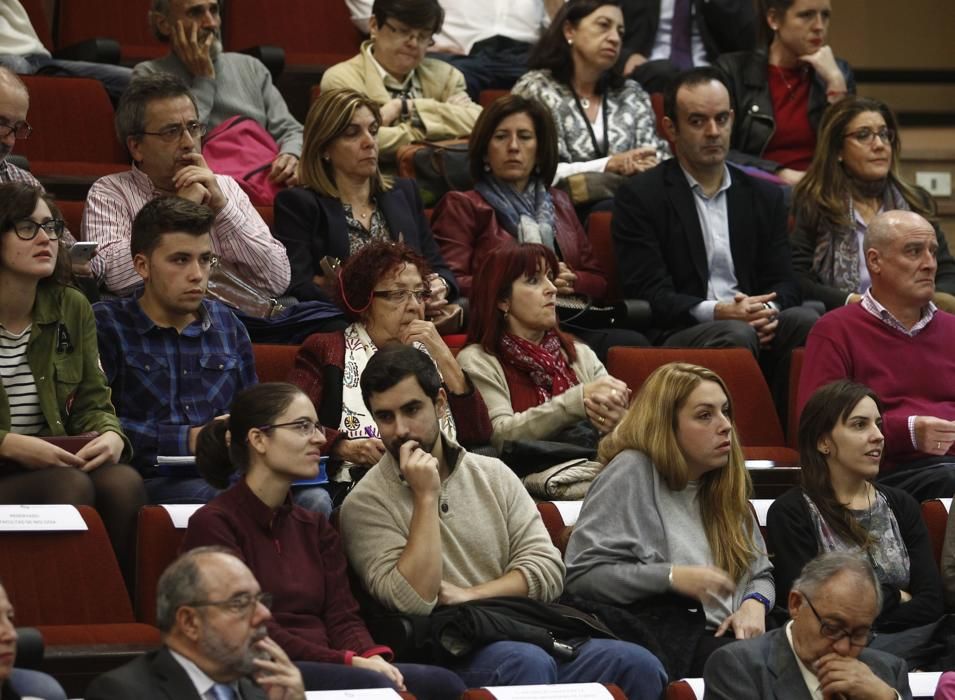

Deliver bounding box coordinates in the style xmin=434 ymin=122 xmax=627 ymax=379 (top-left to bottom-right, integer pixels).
xmin=397 ymin=140 xmax=473 ymax=207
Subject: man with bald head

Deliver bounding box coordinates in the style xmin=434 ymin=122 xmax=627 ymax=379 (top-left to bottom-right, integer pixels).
xmin=86 ymin=547 xmax=305 ymax=700
xmin=799 ymin=209 xmax=955 ymax=500
xmin=703 ymin=552 xmax=910 ymax=700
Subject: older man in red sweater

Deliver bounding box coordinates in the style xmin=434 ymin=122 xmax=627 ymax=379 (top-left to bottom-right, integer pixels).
xmin=798 ymin=209 xmax=955 ymax=501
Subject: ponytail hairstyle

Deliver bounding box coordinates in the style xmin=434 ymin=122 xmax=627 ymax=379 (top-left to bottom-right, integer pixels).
xmin=196 ymin=382 xmax=306 ymax=488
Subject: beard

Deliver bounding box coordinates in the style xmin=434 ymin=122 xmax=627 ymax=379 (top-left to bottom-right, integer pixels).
xmin=197 ymin=623 xmax=267 ymax=677
xmin=386 ymin=428 xmax=440 ymax=462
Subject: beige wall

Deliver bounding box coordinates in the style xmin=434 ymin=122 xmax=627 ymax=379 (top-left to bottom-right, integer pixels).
xmin=824 ymin=0 xmax=955 ymax=113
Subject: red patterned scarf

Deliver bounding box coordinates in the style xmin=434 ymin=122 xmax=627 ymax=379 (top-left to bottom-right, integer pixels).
xmin=499 ymin=331 xmax=579 ymax=405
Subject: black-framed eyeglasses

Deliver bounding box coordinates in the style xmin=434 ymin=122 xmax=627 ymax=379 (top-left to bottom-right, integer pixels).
xmin=844 ymin=127 xmax=895 ymax=146
xmin=802 ymin=593 xmax=874 ymax=647
xmin=138 ymin=120 xmax=207 ymax=143
xmin=186 ymin=591 xmax=272 ymax=617
xmin=382 ymin=20 xmax=436 ymax=47
xmin=257 ymin=418 xmax=322 ymax=437
xmin=12 ymin=218 xmax=65 ymax=241
xmin=0 ymin=121 xmax=32 ymax=140
xmin=372 ymin=288 xmax=432 ymax=304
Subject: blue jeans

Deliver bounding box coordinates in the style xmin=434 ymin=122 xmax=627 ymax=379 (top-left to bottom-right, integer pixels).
xmin=453 ymin=639 xmax=667 ymax=699
xmin=296 ymin=661 xmax=465 ymax=700
xmin=430 ymin=35 xmax=531 ymax=99
xmin=145 ymin=477 xmax=332 ymax=516
xmin=9 ymin=668 xmax=67 ymax=699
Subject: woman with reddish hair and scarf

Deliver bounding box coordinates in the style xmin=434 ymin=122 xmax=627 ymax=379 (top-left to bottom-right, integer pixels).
xmin=457 ymin=243 xmax=629 ymax=472
xmin=288 ymin=241 xmax=490 ymax=501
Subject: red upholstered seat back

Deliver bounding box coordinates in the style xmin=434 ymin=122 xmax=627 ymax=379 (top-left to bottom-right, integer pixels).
xmin=607 ymin=347 xmax=787 ymax=449
xmin=0 ymin=506 xmax=135 ymax=625
xmin=54 ymin=200 xmax=85 ymax=241
xmin=587 ymin=212 xmax=623 ymax=302
xmin=223 ymin=0 xmax=363 ymax=67
xmin=253 ymin=343 xmax=301 ymax=384
xmin=788 ymin=347 xmax=805 ymax=448
xmin=666 ymin=680 xmax=700 ymax=700
xmin=57 ymin=0 xmax=165 ymax=63
xmin=921 ymin=499 xmax=949 ymax=570
xmin=136 ymin=506 xmax=187 ymax=625
xmin=19 ymin=76 xmax=127 ymax=171
xmin=536 ymin=502 xmax=573 ymax=557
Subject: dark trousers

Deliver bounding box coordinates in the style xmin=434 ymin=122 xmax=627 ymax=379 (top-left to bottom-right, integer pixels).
xmin=430 ymin=36 xmax=532 ymax=99
xmin=878 ymin=460 xmax=955 ymax=502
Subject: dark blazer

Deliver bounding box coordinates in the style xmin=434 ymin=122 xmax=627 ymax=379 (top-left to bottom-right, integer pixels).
xmin=273 ymin=177 xmax=458 ymax=302
xmin=612 ymin=158 xmax=799 ymax=336
xmin=716 ymin=48 xmax=856 ymax=173
xmin=703 ymin=625 xmax=912 ymax=700
xmin=84 ymin=646 xmax=267 ymax=700
xmin=620 ymin=0 xmax=756 ymax=70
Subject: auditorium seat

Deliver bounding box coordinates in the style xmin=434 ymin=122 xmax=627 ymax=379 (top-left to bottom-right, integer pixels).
xmin=223 ymin=0 xmax=363 ymax=69
xmin=536 ymin=502 xmax=574 ymax=556
xmin=253 ymin=343 xmax=301 ymax=383
xmin=606 ymin=347 xmax=799 ymax=466
xmin=666 ymin=680 xmax=701 ymax=700
xmin=135 ymin=506 xmax=198 ymax=625
xmin=56 ymin=0 xmax=164 ymax=65
xmin=921 ymin=499 xmax=950 ymax=570
xmin=18 ymin=76 xmax=128 ymax=181
xmin=583 ymin=212 xmax=652 ymax=328
xmin=0 ymin=505 xmax=160 ymax=692
xmin=254 ymin=204 xmax=274 ymax=231
xmin=54 ymin=200 xmax=85 ymax=241
xmin=787 ymin=347 xmax=805 ymax=448
xmin=478 ymin=89 xmax=508 ymax=108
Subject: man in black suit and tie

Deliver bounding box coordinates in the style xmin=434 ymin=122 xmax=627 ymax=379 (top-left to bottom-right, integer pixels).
xmin=612 ymin=66 xmax=816 ymax=408
xmin=86 ymin=546 xmax=305 ymax=700
xmin=703 ymin=552 xmax=911 ymax=700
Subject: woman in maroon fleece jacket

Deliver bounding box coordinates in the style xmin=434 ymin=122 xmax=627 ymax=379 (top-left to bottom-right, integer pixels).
xmin=181 ymin=382 xmax=465 ymax=698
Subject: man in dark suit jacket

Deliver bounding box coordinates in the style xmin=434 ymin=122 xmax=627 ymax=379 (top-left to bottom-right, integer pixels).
xmin=613 ymin=67 xmax=816 ymax=409
xmin=704 ymin=552 xmax=912 ymax=700
xmin=86 ymin=547 xmax=305 ymax=700
xmin=620 ymin=0 xmax=756 ymax=91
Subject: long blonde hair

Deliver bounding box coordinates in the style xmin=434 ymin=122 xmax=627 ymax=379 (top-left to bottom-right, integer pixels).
xmin=600 ymin=363 xmax=757 ymax=582
xmin=298 ymin=88 xmax=392 ymax=198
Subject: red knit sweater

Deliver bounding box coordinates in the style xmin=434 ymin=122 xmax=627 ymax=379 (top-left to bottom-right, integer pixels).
xmin=798 ymin=303 xmax=955 ymax=472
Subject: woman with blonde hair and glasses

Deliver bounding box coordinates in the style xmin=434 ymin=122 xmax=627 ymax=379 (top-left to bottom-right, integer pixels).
xmin=791 ymin=95 xmax=955 ymax=312
xmin=273 ymin=88 xmax=457 ymax=321
xmin=564 ymin=362 xmax=773 ymax=677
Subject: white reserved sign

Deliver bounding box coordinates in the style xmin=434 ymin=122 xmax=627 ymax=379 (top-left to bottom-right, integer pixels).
xmin=305 ymin=690 xmax=402 ymax=699
xmin=552 ymin=501 xmax=583 ymax=527
xmin=483 ymin=683 xmax=613 ymax=699
xmin=677 ymin=672 xmax=941 ymax=698
xmin=680 ymin=678 xmax=705 ymax=698
xmin=160 ymin=504 xmax=203 ymax=529
xmin=0 ymin=504 xmax=86 ymax=531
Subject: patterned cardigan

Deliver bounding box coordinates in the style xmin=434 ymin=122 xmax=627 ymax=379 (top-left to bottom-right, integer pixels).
xmin=513 ymin=69 xmax=670 ymax=180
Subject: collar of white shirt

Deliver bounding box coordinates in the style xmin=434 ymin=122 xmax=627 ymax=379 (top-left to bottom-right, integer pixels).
xmin=168 ymin=648 xmax=240 ymax=699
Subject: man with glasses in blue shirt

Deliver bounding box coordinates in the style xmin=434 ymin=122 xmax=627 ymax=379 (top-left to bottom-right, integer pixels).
xmin=86 ymin=546 xmax=306 ymax=700
xmin=704 ymin=552 xmax=910 ymax=700
xmin=82 ymin=73 xmax=290 ymax=297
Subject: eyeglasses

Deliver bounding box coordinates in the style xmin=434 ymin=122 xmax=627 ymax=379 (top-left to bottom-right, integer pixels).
xmin=138 ymin=120 xmax=207 ymax=143
xmin=372 ymin=288 xmax=432 ymax=304
xmin=0 ymin=121 xmax=31 ymax=140
xmin=844 ymin=127 xmax=895 ymax=146
xmin=12 ymin=218 xmax=65 ymax=241
xmin=802 ymin=593 xmax=874 ymax=647
xmin=257 ymin=418 xmax=323 ymax=437
xmin=383 ymin=20 xmax=436 ymax=47
xmin=186 ymin=591 xmax=272 ymax=617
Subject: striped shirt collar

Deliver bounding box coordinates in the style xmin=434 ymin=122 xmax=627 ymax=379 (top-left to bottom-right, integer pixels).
xmin=860 ymin=289 xmax=936 ymax=337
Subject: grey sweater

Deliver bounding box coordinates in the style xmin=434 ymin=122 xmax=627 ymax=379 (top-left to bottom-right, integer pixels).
xmin=133 ymin=52 xmax=303 ymax=156
xmin=565 ymin=449 xmax=774 ymax=628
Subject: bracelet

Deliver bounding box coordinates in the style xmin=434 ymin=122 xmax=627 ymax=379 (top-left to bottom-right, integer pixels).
xmin=742 ymin=591 xmax=771 ymax=611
